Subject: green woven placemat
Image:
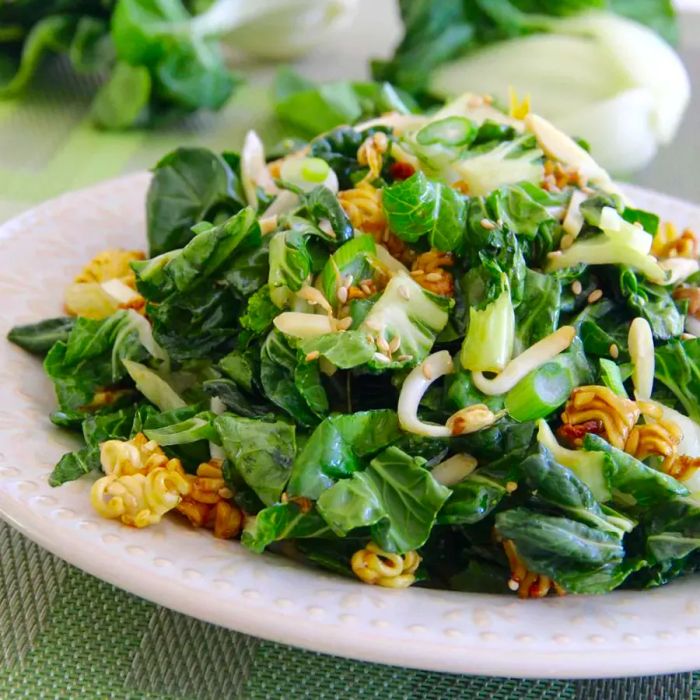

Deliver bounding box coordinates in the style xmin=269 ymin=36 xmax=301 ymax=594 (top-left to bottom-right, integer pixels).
xmin=0 ymin=520 xmax=696 ymax=700
xmin=1 ymin=53 xmax=699 ymax=700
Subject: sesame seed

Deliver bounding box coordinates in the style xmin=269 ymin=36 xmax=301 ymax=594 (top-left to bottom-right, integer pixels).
xmin=508 ymin=579 xmax=520 ymax=592
xmin=425 ymin=272 xmax=442 ymax=282
xmin=682 ymin=333 xmax=697 ymax=341
xmin=480 ymin=218 xmax=496 ymax=230
xmin=360 ymin=283 xmax=373 ymax=295
xmin=336 ymin=286 xmax=348 ymax=304
xmin=422 ymin=363 xmax=433 ymax=380
xmin=336 ymin=316 xmax=353 ymax=331
xmin=410 ymin=269 xmax=425 ymax=277
xmin=587 ymin=289 xmax=603 ymax=304
xmin=398 ymin=354 xmax=413 ymax=362
xmin=571 ymin=280 xmax=582 ymax=295
xmin=388 ymin=336 xmax=401 ymax=353
xmin=373 ymin=352 xmax=391 ymax=364
xmin=305 ymin=351 xmax=320 ymax=362
xmin=506 ymin=481 xmax=518 ymax=493
xmin=609 ymin=343 xmax=619 ymax=359
xmin=398 ymin=285 xmax=411 ymax=300
xmin=377 ymin=336 xmax=391 ymax=354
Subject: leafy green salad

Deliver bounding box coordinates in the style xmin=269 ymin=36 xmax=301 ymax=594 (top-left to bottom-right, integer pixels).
xmin=8 ymin=91 xmax=700 ymax=597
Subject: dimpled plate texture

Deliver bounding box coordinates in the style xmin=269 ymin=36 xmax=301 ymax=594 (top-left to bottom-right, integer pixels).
xmin=0 ymin=173 xmax=699 ymax=679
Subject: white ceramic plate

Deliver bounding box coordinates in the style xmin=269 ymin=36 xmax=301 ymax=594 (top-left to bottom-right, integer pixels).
xmin=1 ymin=174 xmax=700 ymax=679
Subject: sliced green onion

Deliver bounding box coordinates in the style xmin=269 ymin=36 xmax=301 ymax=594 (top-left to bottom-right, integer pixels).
xmin=301 ymin=157 xmax=330 ymax=183
xmin=416 ymin=116 xmax=477 ymax=147
xmin=281 ymin=157 xmax=331 ymax=189
xmin=599 ymin=358 xmax=628 ymax=397
xmin=504 ymin=361 xmax=573 ymax=422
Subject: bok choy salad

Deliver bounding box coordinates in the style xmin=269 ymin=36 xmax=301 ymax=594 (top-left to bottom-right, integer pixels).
xmin=9 ymin=92 xmax=700 ymax=597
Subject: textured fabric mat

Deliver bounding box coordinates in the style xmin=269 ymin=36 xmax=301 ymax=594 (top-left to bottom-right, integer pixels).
xmin=0 ymin=519 xmax=697 ymax=698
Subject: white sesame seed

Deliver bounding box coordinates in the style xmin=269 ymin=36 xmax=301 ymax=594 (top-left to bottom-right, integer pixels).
xmin=336 ymin=316 xmax=353 ymax=331
xmin=336 ymin=286 xmax=348 ymax=304
xmin=360 ymin=283 xmax=373 ymax=295
xmin=571 ymin=280 xmax=582 ymax=295
xmin=609 ymin=344 xmax=619 ymax=359
xmin=305 ymin=351 xmax=320 ymax=362
xmin=508 ymin=579 xmax=520 ymax=592
xmin=587 ymin=289 xmax=603 ymax=304
xmin=425 ymin=272 xmax=442 ymax=282
xmin=422 ymin=363 xmax=433 ymax=380
xmin=377 ymin=336 xmax=391 ymax=354
xmin=410 ymin=269 xmax=425 ymax=277
xmin=388 ymin=336 xmax=401 ymax=353
xmin=398 ymin=354 xmax=413 ymax=363
xmin=480 ymin=218 xmax=496 ymax=230
xmin=373 ymin=352 xmax=391 ymax=364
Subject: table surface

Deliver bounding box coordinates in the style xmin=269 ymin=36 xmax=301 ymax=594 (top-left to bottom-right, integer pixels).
xmin=0 ymin=2 xmax=699 ymax=698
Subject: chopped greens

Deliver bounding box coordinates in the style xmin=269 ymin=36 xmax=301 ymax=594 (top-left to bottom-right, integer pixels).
xmin=9 ymin=88 xmax=700 ymax=599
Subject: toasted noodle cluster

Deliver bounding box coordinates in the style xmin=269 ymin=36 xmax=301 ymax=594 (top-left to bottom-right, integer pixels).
xmin=411 ymin=251 xmax=455 ymax=297
xmin=560 ymin=386 xmax=640 ymax=449
xmin=673 ymin=286 xmax=700 ymax=318
xmin=652 ymin=222 xmax=698 ymax=259
xmin=351 ymin=542 xmax=421 ymax=589
xmin=65 ymin=248 xmax=146 ymax=319
xmin=357 ymin=131 xmax=389 ymax=183
xmin=176 ymin=460 xmax=243 ymax=540
xmin=503 ymin=540 xmax=565 ymax=599
xmin=338 ymin=182 xmax=387 ymax=236
xmin=91 ymin=434 xmax=189 ymax=528
xmin=92 ymin=436 xmax=243 ymax=538
xmin=559 ymin=388 xmax=700 ymax=482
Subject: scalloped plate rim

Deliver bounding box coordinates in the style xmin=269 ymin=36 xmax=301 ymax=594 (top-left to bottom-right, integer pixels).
xmin=0 ymin=173 xmax=699 ymax=679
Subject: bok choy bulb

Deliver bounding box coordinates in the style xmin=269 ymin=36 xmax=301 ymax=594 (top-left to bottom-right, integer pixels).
xmin=190 ymin=0 xmax=359 ymax=60
xmin=429 ymin=12 xmax=690 ymax=174
xmin=460 ymin=274 xmax=514 ymax=373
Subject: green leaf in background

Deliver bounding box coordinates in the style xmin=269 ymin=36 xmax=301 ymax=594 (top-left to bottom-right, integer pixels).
xmin=273 ymin=67 xmax=416 ymax=137
xmin=655 ymin=339 xmax=700 ymax=422
xmin=91 ymin=61 xmax=151 ymax=129
xmin=147 ymin=147 xmax=244 ymax=256
xmin=241 ymin=502 xmax=332 ymax=553
xmin=215 ymin=414 xmax=296 ymax=506
xmin=0 ymin=15 xmax=74 ymax=97
xmin=7 ymin=317 xmax=76 ymax=355
xmin=316 ymin=446 xmax=451 ymax=553
xmin=287 ymin=410 xmax=402 ymax=499
xmin=382 ymin=171 xmax=466 ymax=251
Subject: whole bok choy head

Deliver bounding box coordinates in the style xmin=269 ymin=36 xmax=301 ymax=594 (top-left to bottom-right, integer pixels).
xmin=0 ymin=0 xmax=359 ymax=129
xmin=375 ymin=1 xmax=690 ymax=175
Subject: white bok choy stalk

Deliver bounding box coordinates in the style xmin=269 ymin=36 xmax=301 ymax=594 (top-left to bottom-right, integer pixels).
xmin=189 ymin=0 xmax=359 ymax=60
xmin=431 ymin=454 xmax=478 ymax=486
xmin=429 ymin=12 xmax=690 ymax=174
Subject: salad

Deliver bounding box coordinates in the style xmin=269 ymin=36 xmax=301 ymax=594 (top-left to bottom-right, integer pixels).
xmin=8 ymin=92 xmax=700 ymax=598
